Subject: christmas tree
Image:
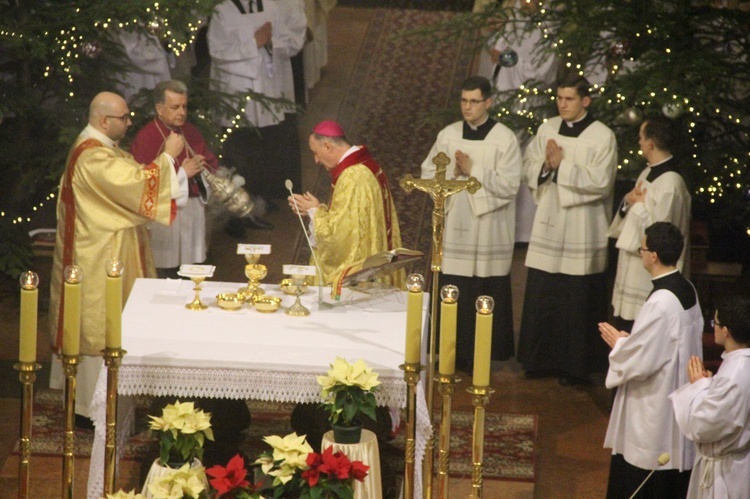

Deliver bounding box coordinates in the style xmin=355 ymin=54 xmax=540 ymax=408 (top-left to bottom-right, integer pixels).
xmin=406 ymin=0 xmax=750 ymax=263
xmin=0 ymin=0 xmax=288 ymax=279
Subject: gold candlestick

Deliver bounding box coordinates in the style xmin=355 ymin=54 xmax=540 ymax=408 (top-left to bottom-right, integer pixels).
xmin=437 ymin=373 xmax=459 ymax=498
xmin=466 ymin=385 xmax=495 ymax=499
xmin=61 ymin=354 xmax=79 ymax=499
xmin=399 ymin=361 xmax=423 ymax=499
xmin=15 ymin=361 xmax=40 ymax=499
xmin=102 ymin=347 xmax=126 ymax=496
xmin=400 ymin=152 xmax=481 ymax=497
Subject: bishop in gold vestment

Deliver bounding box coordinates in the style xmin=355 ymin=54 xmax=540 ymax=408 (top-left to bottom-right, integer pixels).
xmin=49 ymin=92 xmax=188 ymax=420
xmin=288 ymin=120 xmax=403 ymax=289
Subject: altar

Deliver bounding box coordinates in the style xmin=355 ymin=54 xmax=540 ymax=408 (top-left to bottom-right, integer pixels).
xmin=86 ymin=278 xmax=431 ymax=499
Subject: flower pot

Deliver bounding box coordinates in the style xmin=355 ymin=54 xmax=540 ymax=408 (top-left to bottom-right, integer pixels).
xmin=331 ymin=420 xmax=363 ymax=444
xmin=141 ymin=457 xmax=207 ymax=499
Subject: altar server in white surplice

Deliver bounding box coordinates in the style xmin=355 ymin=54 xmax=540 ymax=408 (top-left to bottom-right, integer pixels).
xmin=421 ymin=76 xmax=522 ymax=371
xmin=517 ymin=74 xmax=617 ymax=385
xmin=670 ymin=296 xmax=750 ymax=499
xmin=113 ymin=29 xmax=171 ymax=103
xmin=600 ymin=222 xmax=702 ymax=499
xmin=609 ymin=116 xmax=691 ymax=332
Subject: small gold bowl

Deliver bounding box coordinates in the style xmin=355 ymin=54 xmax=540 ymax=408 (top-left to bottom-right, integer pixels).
xmin=216 ymin=293 xmax=245 ymax=311
xmin=279 ymin=278 xmax=309 ymax=295
xmin=252 ymin=295 xmax=282 ymax=313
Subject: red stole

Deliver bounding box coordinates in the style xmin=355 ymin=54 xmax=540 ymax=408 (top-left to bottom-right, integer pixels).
xmin=329 ymin=146 xmax=395 ymax=249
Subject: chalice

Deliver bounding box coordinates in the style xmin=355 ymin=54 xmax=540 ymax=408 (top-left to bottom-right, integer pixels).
xmin=285 ymin=274 xmax=311 ymax=316
xmin=186 ymin=275 xmax=208 ymax=310
xmin=239 ymin=263 xmax=267 ymax=303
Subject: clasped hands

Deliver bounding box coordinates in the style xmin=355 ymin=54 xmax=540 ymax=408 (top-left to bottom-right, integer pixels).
xmin=543 ymin=139 xmax=563 ymax=173
xmin=288 ymin=192 xmax=320 ymax=216
xmin=454 ymin=150 xmax=473 ymax=176
xmin=625 ymin=180 xmax=647 ymax=205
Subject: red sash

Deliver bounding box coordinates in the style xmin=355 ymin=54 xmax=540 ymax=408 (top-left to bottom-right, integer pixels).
xmin=54 ymin=139 xmax=100 ymax=349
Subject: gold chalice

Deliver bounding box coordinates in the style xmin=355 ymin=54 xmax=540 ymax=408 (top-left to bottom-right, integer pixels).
xmin=239 ymin=263 xmax=267 ymax=303
xmin=285 ymin=274 xmax=311 ymax=316
xmin=186 ymin=275 xmax=208 ymax=310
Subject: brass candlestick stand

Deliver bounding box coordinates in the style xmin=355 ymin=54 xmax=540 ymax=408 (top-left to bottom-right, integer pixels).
xmin=400 ymin=152 xmax=481 ymax=497
xmin=15 ymin=361 xmax=40 ymax=499
xmin=61 ymin=355 xmax=79 ymax=499
xmin=103 ymin=347 xmax=126 ymax=496
xmin=467 ymin=385 xmax=495 ymax=499
xmin=437 ymin=373 xmax=458 ymax=498
xmin=399 ymin=361 xmax=423 ymax=499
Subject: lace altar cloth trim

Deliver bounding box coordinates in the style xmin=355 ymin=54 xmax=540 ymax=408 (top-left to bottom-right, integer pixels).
xmin=88 ymin=366 xmax=430 ymax=499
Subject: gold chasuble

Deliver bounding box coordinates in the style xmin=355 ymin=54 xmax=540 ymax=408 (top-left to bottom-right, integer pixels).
xmin=49 ymin=126 xmax=175 ymax=355
xmin=311 ymin=147 xmax=403 ymax=289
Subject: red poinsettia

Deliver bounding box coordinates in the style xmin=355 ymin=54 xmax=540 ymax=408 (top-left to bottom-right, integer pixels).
xmin=301 ymin=446 xmax=370 ymax=490
xmin=205 ymin=453 xmax=251 ymax=497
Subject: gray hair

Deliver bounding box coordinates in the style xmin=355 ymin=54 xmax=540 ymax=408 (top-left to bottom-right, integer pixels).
xmin=154 ymin=80 xmax=188 ymax=105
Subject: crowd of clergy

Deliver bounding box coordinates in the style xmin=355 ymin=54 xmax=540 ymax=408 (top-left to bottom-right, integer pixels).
xmin=43 ymin=1 xmax=749 ymax=498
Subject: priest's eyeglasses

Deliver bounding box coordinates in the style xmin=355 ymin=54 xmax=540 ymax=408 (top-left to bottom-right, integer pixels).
xmin=710 ymin=319 xmax=722 ymax=328
xmin=106 ymin=113 xmax=131 ymax=122
xmin=460 ymin=98 xmax=488 ymax=106
xmin=637 ymin=247 xmax=654 ymax=255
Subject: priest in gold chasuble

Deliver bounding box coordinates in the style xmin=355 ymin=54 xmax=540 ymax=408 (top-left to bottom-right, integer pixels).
xmin=48 ymin=92 xmax=189 ymax=422
xmin=288 ymin=120 xmax=403 ymax=289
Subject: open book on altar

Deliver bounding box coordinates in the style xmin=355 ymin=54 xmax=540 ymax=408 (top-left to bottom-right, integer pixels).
xmin=331 ymin=248 xmax=424 ymax=300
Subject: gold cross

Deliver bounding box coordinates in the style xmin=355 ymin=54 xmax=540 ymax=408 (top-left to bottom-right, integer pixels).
xmin=400 ymin=152 xmax=481 ymax=271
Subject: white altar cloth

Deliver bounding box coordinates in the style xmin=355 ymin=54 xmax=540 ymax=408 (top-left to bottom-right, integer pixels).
xmin=87 ymin=278 xmax=431 ymax=499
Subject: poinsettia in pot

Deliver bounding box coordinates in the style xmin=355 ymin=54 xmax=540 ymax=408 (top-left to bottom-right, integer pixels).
xmin=149 ymin=400 xmax=215 ymax=467
xmin=146 ymin=462 xmax=209 ymax=499
xmin=317 ymin=357 xmax=381 ymax=444
xmin=206 ymin=432 xmax=369 ymax=499
xmin=142 ymin=400 xmax=214 ymax=498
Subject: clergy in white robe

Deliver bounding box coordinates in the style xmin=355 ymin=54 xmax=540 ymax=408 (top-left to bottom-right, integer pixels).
xmin=49 ymin=92 xmax=188 ymax=421
xmin=517 ymin=75 xmax=617 ymax=384
xmin=112 ymin=29 xmax=171 ymax=103
xmin=601 ymin=222 xmax=703 ymax=499
xmin=209 ymin=0 xmax=302 ymax=203
xmin=421 ymin=76 xmax=522 ymax=367
xmin=609 ymin=117 xmax=691 ymax=328
xmin=670 ymin=296 xmax=750 ymax=499
xmin=303 ymin=0 xmax=337 ymax=90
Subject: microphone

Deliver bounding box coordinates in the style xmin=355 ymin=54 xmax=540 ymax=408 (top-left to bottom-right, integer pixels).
xmin=628 ymin=453 xmax=670 ymax=499
xmin=285 ymin=179 xmax=325 ymax=300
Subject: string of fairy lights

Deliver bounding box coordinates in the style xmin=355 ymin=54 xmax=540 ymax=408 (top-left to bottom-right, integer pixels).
xmin=2 ymin=2 xmax=747 ymax=236
xmin=489 ymin=3 xmax=748 ymax=236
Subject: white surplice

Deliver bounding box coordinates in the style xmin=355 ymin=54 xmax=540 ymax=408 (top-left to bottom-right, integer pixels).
xmin=670 ymin=348 xmax=750 ymax=499
xmin=274 ymin=0 xmax=307 ymax=106
xmin=208 ymin=0 xmax=287 ymax=128
xmin=113 ymin=30 xmax=171 ymax=102
xmin=604 ymin=276 xmax=704 ymax=471
xmin=420 ymin=121 xmax=522 ymax=277
xmin=609 ymin=164 xmax=692 ymax=321
xmin=524 ymin=116 xmax=617 ymax=275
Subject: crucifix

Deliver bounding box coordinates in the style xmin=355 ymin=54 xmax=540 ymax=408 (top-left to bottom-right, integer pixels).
xmin=400 ymin=151 xmax=481 ymax=498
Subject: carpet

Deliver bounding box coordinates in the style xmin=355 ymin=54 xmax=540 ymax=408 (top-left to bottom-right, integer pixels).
xmin=294 ymin=8 xmax=476 ymax=277
xmin=16 ymin=390 xmax=536 ymax=483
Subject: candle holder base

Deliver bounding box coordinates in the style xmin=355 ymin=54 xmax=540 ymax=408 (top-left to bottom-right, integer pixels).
xmin=15 ymin=362 xmax=41 ymax=499
xmin=399 ymin=362 xmax=423 ymax=499
xmin=466 ymin=384 xmax=495 ymax=499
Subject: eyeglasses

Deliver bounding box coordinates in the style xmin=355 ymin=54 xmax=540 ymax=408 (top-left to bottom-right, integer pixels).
xmin=460 ymin=98 xmax=488 ymax=106
xmin=637 ymin=247 xmax=654 ymax=255
xmin=710 ymin=319 xmax=722 ymax=328
xmin=105 ymin=113 xmax=131 ymax=122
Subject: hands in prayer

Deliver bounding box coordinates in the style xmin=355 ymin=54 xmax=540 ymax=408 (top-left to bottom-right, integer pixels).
xmin=687 ymin=355 xmax=712 ymax=383
xmin=454 ymin=150 xmax=473 ymax=176
xmin=163 ymin=132 xmax=185 ymax=160
xmin=288 ymin=192 xmax=320 ymax=216
xmin=625 ymin=180 xmax=647 ymax=205
xmin=599 ymin=322 xmax=629 ymax=349
xmin=544 ymin=139 xmax=563 ymax=172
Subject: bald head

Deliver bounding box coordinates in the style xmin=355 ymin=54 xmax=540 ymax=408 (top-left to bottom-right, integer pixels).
xmin=88 ymin=91 xmax=131 ymax=142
